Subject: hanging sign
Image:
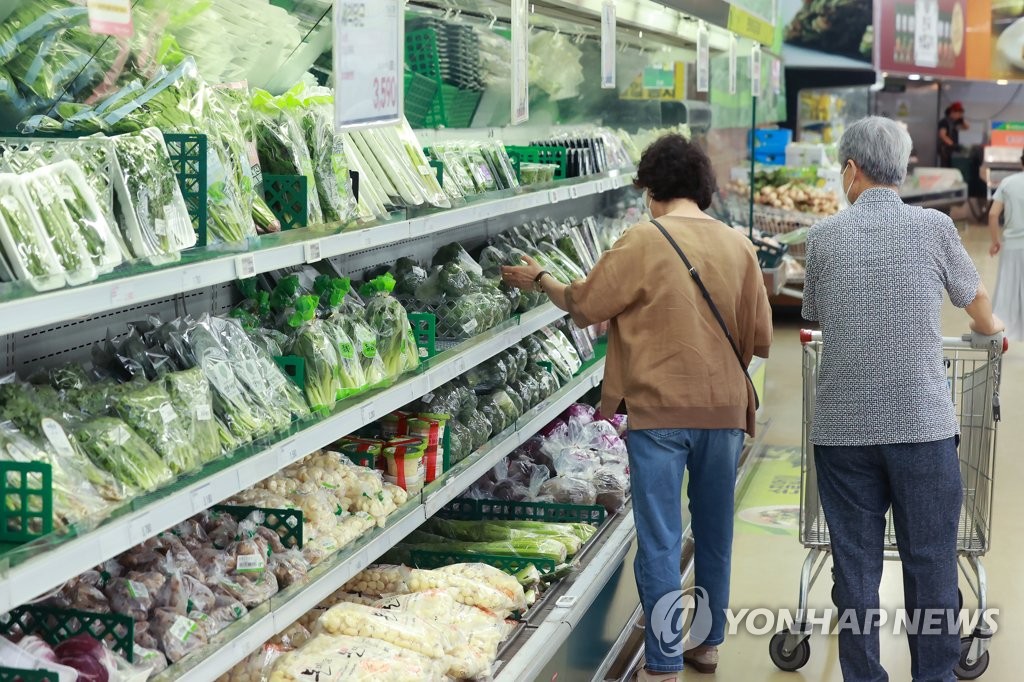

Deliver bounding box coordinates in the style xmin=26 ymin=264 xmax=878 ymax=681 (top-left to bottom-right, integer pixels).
xmin=87 ymin=0 xmax=133 ymax=37
xmin=511 ymin=0 xmax=530 ymax=124
xmin=333 ymin=0 xmax=404 ymax=130
xmin=601 ymin=1 xmax=617 ymax=89
xmin=696 ymin=21 xmax=710 ymax=93
xmin=750 ymin=43 xmax=762 ymax=97
xmin=728 ymin=33 xmax=738 ymax=95
xmin=771 ymin=55 xmax=781 ymax=94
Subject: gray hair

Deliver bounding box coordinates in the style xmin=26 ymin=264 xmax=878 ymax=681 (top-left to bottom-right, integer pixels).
xmin=838 ymin=116 xmax=912 ymax=186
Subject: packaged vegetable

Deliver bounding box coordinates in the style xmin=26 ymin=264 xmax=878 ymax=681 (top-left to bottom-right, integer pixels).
xmin=0 ymin=173 xmax=67 ymax=290
xmin=359 ymin=274 xmax=420 ymax=379
xmin=314 ymin=601 xmax=446 ymax=659
xmin=112 ymin=382 xmax=199 ymax=476
xmin=104 ymin=571 xmax=164 ymax=621
xmin=74 ymin=416 xmax=174 ymax=492
xmin=164 ymin=368 xmax=222 ymax=465
xmin=268 ymin=634 xmax=447 ymax=682
xmin=149 ymin=607 xmax=207 ymax=662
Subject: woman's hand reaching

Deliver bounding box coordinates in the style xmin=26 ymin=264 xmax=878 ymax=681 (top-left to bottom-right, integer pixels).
xmin=501 ymin=254 xmax=544 ymax=291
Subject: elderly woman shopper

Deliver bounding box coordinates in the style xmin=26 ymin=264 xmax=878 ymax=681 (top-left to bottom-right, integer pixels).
xmin=802 ymin=116 xmax=1003 ymax=682
xmin=502 ymin=134 xmax=772 ymax=681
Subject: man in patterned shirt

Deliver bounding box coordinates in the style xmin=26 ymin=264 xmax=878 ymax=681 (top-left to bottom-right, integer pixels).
xmin=803 ymin=116 xmax=1003 ymax=682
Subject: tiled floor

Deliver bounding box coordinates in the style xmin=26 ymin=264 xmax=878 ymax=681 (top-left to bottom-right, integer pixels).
xmin=716 ymin=223 xmax=1024 ymax=681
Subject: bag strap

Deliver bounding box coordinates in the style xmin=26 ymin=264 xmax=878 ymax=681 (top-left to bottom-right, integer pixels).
xmin=651 ymin=219 xmax=760 ymax=410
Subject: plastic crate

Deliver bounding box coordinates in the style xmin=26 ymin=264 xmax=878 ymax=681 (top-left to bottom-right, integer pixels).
xmin=749 ymin=129 xmax=793 ymax=154
xmin=752 ymin=236 xmax=788 ymax=269
xmin=506 ymin=145 xmax=568 ymax=181
xmin=0 ymin=605 xmax=134 ymax=660
xmin=407 ymin=312 xmax=437 ymax=358
xmin=405 ymin=28 xmax=482 ymax=128
xmin=440 ymin=85 xmax=482 ymax=128
xmin=753 ymin=150 xmax=785 ymax=166
xmin=440 ymin=497 xmax=607 ymax=526
xmin=0 ymin=462 xmax=53 ymax=543
xmin=164 ymin=132 xmax=209 ymax=246
xmin=263 ymin=174 xmax=308 ymax=230
xmin=0 ymin=669 xmax=58 ymax=682
xmin=210 ymin=504 xmax=304 ymax=548
xmin=405 ymin=71 xmax=439 ymax=129
xmin=409 ymin=549 xmax=556 ymax=574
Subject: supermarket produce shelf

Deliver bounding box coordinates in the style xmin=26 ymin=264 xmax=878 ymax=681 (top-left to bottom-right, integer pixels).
xmin=493 ymin=502 xmax=638 ymax=681
xmin=0 ymin=302 xmax=568 ymax=614
xmin=156 ymin=354 xmax=607 ymax=681
xmin=0 ymin=171 xmax=633 ymax=337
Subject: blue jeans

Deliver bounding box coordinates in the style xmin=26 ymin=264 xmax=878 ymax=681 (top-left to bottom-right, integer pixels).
xmin=628 ymin=427 xmax=745 ymax=673
xmin=815 ymin=439 xmax=962 ymax=682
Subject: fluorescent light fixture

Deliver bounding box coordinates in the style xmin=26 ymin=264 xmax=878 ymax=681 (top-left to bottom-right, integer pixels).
xmin=997 ymin=79 xmax=1009 ymax=85
xmin=907 ymin=74 xmax=922 ymax=80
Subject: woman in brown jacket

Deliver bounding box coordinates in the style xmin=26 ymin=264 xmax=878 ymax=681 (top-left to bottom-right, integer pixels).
xmin=503 ymin=134 xmax=772 ymax=681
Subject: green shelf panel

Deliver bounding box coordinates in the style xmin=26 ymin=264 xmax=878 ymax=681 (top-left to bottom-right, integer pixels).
xmin=0 ymin=462 xmax=52 ymax=544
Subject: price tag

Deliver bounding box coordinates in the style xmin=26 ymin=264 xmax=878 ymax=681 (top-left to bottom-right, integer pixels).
xmin=181 ymin=269 xmax=203 ymax=291
xmin=511 ymin=0 xmax=529 ymax=124
xmin=696 ymin=22 xmax=710 ymax=93
xmin=190 ymin=483 xmax=215 ymax=512
xmin=570 ymin=186 xmax=580 ymax=199
xmin=333 ymin=0 xmax=403 ymax=130
xmin=361 ymin=404 xmax=378 ymax=423
xmin=728 ymin=33 xmax=738 ymax=95
xmin=592 ymin=373 xmax=603 ymax=388
xmin=771 ymin=56 xmax=781 ymax=95
xmin=235 ymin=254 xmax=256 ymax=279
xmin=548 ymin=190 xmax=560 ymax=204
xmin=109 ymin=283 xmax=137 ymax=307
xmin=750 ymin=44 xmax=762 ymax=98
xmin=304 ymin=240 xmax=322 ymax=263
xmin=277 ymin=440 xmax=302 ymax=468
xmin=363 ymin=229 xmax=375 ymax=247
xmin=454 ymin=357 xmax=467 ymax=375
xmin=555 ymin=595 xmax=579 ymax=608
xmin=129 ymin=513 xmax=155 ymax=545
xmin=601 ymin=2 xmax=616 ymax=89
xmin=87 ymin=0 xmax=133 ymax=37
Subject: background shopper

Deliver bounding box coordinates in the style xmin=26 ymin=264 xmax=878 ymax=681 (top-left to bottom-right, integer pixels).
xmin=502 ymin=134 xmax=772 ymax=681
xmin=987 ymin=151 xmax=1024 ymax=340
xmin=803 ymin=116 xmax=1002 ymax=682
xmin=938 ymin=102 xmax=969 ymax=167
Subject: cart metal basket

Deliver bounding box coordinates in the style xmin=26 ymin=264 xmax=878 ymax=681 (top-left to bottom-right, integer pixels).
xmin=769 ymin=330 xmax=1006 ymax=680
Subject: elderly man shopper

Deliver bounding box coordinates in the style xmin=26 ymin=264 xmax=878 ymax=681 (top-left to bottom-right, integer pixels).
xmin=802 ymin=116 xmax=1003 ymax=682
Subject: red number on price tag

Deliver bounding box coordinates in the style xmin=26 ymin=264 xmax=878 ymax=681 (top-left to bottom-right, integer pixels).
xmin=373 ymin=75 xmax=398 ymax=111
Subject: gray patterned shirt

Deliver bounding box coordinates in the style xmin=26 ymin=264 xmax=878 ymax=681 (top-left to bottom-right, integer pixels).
xmin=802 ymin=188 xmax=980 ymax=446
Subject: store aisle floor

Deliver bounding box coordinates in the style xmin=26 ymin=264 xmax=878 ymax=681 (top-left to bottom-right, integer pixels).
xmin=717 ymin=224 xmax=1024 ymax=681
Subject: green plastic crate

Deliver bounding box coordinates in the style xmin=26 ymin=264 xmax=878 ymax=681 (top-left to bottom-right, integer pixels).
xmin=440 ymin=85 xmax=482 ymax=129
xmin=0 ymin=605 xmax=134 ymax=660
xmin=164 ymin=132 xmax=209 ymax=247
xmin=506 ymin=145 xmax=568 ymax=181
xmin=409 ymin=549 xmax=556 ymax=574
xmin=210 ymin=504 xmax=304 ymax=548
xmin=0 ymin=669 xmax=58 ymax=682
xmin=441 ymin=497 xmax=607 ymax=526
xmin=274 ymin=355 xmax=306 ymax=390
xmin=0 ymin=462 xmax=52 ymax=544
xmin=405 ymin=71 xmax=439 ymax=129
xmin=408 ymin=312 xmax=437 ymax=358
xmin=263 ymin=174 xmax=309 ymax=230
xmin=405 ymin=28 xmax=482 ymax=128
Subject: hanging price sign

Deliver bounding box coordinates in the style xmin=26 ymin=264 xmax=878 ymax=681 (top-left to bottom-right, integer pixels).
xmin=601 ymin=2 xmax=616 ymax=89
xmin=87 ymin=0 xmax=133 ymax=37
xmin=333 ymin=0 xmax=404 ymax=130
xmin=696 ymin=21 xmax=710 ymax=93
xmin=750 ymin=43 xmax=762 ymax=98
xmin=511 ymin=0 xmax=530 ymax=124
xmin=728 ymin=33 xmax=738 ymax=95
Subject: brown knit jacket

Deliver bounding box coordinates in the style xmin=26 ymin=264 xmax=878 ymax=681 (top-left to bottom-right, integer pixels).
xmin=565 ymin=214 xmax=772 ymax=435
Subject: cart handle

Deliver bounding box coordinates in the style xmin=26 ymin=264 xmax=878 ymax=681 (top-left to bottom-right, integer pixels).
xmin=799 ymin=329 xmax=1009 ymax=353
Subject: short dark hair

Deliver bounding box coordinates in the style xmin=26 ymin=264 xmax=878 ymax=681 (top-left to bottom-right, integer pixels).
xmin=634 ymin=134 xmax=716 ymax=210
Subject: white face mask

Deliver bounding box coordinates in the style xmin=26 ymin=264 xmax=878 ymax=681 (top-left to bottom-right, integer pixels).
xmin=842 ymin=163 xmax=856 ymax=203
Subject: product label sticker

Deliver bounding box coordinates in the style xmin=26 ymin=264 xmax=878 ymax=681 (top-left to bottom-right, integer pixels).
xmin=236 ymin=553 xmax=265 ymax=574
xmin=194 ymin=403 xmax=213 ymax=421
xmin=154 ymin=218 xmax=167 ymax=236
xmin=361 ymin=341 xmax=377 ymax=359
xmin=127 ymin=580 xmax=149 ymax=600
xmin=169 ymin=615 xmax=197 ymax=643
xmin=41 ymin=418 xmax=76 ymax=458
xmin=339 ymin=342 xmax=356 ymax=359
xmin=113 ymin=425 xmax=131 ymax=446
xmin=159 ymin=403 xmax=177 ymax=424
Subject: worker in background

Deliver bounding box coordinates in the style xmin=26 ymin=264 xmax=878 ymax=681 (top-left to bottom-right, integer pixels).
xmin=938 ymin=102 xmax=969 ymax=167
xmin=988 ymin=149 xmax=1024 ymax=340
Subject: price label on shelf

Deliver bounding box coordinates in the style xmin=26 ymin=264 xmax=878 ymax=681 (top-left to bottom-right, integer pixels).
xmin=601 ymin=2 xmax=616 ymax=89
xmin=129 ymin=512 xmax=154 ymax=545
xmin=87 ymin=0 xmax=133 ymax=37
xmin=109 ymin=283 xmax=137 ymax=307
xmin=277 ymin=440 xmax=302 ymax=469
xmin=304 ymin=240 xmax=322 ymax=263
xmin=235 ymin=254 xmax=256 ymax=279
xmin=190 ymin=483 xmax=215 ymax=513
xmin=696 ymin=22 xmax=710 ymax=93
xmin=511 ymin=0 xmax=529 ymax=124
xmin=333 ymin=0 xmax=404 ymax=130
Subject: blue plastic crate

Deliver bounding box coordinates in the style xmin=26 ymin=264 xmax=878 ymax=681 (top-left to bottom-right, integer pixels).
xmin=749 ymin=129 xmax=793 ymax=154
xmin=753 ymin=150 xmax=786 ymax=166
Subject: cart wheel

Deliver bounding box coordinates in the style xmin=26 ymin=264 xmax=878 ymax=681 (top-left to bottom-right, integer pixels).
xmin=954 ymin=637 xmax=990 ymax=679
xmin=769 ymin=633 xmax=811 ymax=672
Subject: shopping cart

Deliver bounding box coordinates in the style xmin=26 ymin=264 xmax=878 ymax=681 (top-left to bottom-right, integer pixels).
xmin=768 ymin=330 xmax=1007 ymax=680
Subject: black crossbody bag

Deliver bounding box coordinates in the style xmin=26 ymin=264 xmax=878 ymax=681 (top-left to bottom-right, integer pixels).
xmin=651 ymin=219 xmax=760 ymax=409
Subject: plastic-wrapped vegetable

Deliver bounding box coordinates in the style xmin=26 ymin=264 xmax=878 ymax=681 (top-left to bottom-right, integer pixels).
xmin=360 ymin=274 xmax=420 ymax=379
xmin=296 ymin=85 xmax=358 ymax=224
xmin=464 ymin=410 xmax=493 ymax=450
xmin=20 ymin=165 xmax=97 ymax=285
xmin=0 ymin=1 xmax=88 ymax=66
xmin=112 ymin=382 xmax=199 ymax=476
xmin=537 ymin=476 xmax=598 ymax=505
xmin=164 ymin=368 xmax=221 ymax=465
xmin=268 ymin=634 xmax=447 ymax=682
xmin=343 ymin=564 xmax=519 ymax=614
xmin=342 ymin=312 xmax=388 ymax=387
xmin=74 ymin=417 xmax=174 ymax=492
xmin=0 ymin=173 xmax=65 ymax=289
xmin=149 ymin=608 xmax=208 ymax=662
xmin=480 ymin=390 xmax=520 ymax=433
xmin=315 ymin=601 xmax=446 ymax=659
xmin=288 ymin=316 xmax=342 ymax=412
